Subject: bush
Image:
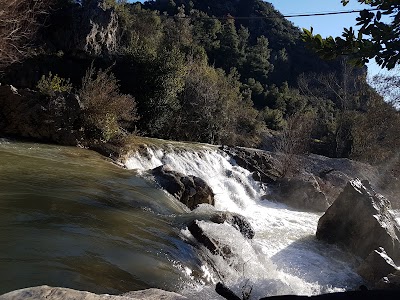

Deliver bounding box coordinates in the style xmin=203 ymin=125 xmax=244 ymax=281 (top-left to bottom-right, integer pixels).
xmin=37 ymin=72 xmax=72 ymax=96
xmin=275 ymin=111 xmax=316 ymax=176
xmin=78 ymin=65 xmax=139 ymax=142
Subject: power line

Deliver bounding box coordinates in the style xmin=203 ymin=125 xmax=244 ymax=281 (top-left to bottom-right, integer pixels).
xmin=160 ymin=8 xmax=379 ymax=20
xmin=284 ymin=9 xmax=379 ymax=18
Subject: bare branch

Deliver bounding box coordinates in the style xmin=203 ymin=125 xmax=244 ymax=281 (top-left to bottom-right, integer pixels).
xmin=0 ymin=0 xmax=53 ymax=70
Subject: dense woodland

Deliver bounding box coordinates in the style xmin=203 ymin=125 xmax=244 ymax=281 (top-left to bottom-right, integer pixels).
xmin=0 ymin=0 xmax=399 ymax=165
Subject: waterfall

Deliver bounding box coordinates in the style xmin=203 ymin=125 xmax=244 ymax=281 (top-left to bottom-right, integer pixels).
xmin=124 ymin=145 xmax=364 ymax=299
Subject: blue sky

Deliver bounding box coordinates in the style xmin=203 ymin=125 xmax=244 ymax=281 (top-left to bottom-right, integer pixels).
xmin=267 ymin=0 xmax=385 ymax=76
xmin=268 ymin=0 xmax=369 ymax=38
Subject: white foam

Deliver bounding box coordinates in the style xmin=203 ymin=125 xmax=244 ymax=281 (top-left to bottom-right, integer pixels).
xmin=0 ymin=138 xmax=10 ymax=144
xmin=125 ymin=146 xmax=363 ymax=297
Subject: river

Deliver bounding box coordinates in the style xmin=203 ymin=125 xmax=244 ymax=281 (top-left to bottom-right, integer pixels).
xmin=1 ymin=138 xmax=396 ymax=299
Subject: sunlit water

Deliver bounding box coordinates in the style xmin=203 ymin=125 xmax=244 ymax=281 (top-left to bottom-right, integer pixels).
xmin=125 ymin=146 xmax=368 ymax=299
xmin=0 ymin=140 xmax=204 ymax=295
xmin=1 ymin=138 xmax=397 ymax=299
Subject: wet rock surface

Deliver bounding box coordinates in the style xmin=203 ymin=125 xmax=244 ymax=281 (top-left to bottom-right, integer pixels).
xmin=220 ymin=146 xmax=282 ymax=184
xmin=151 ymin=165 xmax=215 ymax=210
xmin=375 ymin=270 xmax=400 ymax=290
xmin=270 ymin=176 xmax=330 ymax=212
xmin=209 ymin=211 xmax=255 ymax=239
xmin=0 ymin=286 xmax=187 ymax=300
xmin=188 ymin=220 xmax=232 ymax=258
xmin=357 ymin=247 xmax=400 ymax=282
xmin=316 ymin=179 xmax=400 ymax=264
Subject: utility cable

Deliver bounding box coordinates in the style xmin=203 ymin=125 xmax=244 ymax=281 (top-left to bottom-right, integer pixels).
xmin=159 ymin=8 xmax=380 ymax=20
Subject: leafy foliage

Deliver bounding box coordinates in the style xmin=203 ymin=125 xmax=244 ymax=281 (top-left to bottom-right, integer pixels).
xmin=303 ymin=0 xmax=400 ymax=69
xmin=78 ymin=65 xmax=138 ymax=142
xmin=37 ymin=72 xmax=72 ymax=96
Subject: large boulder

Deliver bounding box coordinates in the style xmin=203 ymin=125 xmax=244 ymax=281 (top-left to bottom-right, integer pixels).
xmin=0 ymin=85 xmax=84 ymax=145
xmin=271 ymin=176 xmax=330 ymax=212
xmin=0 ymin=286 xmax=187 ymax=300
xmin=357 ymin=247 xmax=400 ymax=282
xmin=151 ymin=165 xmax=214 ymax=210
xmin=316 ymin=179 xmax=400 ymax=264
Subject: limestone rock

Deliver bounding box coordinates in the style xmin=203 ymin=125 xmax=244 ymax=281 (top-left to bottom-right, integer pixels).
xmin=0 ymin=286 xmax=187 ymax=300
xmin=357 ymin=247 xmax=400 ymax=282
xmin=78 ymin=1 xmax=119 ymax=56
xmin=316 ymin=179 xmax=400 ymax=264
xmin=271 ymin=176 xmax=330 ymax=212
xmin=152 ymin=165 xmax=214 ymax=210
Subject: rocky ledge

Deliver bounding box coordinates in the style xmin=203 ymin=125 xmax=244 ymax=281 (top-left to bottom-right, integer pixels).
xmin=0 ymin=286 xmax=187 ymax=300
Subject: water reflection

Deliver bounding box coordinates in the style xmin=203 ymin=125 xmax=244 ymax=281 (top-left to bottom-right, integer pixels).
xmin=0 ymin=141 xmax=200 ymax=294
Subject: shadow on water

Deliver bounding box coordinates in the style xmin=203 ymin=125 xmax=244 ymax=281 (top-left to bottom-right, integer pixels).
xmin=270 ymin=235 xmax=364 ymax=290
xmin=0 ymin=141 xmax=203 ymax=295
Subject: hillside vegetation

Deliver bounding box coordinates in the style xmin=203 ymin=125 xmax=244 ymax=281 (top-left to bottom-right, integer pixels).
xmin=0 ymin=0 xmax=399 ymax=165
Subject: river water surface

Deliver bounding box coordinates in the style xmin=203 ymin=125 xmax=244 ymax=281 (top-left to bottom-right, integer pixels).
xmin=1 ymin=139 xmax=397 ymax=299
xmin=0 ymin=139 xmax=203 ymax=295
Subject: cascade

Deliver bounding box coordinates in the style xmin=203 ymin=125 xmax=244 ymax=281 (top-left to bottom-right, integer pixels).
xmin=125 ymin=145 xmax=364 ymax=298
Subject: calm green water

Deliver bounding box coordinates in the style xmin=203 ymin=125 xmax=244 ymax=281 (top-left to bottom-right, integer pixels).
xmin=0 ymin=140 xmax=200 ymax=295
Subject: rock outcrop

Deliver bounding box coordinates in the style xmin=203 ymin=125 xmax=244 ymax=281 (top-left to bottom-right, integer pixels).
xmin=221 ymin=146 xmax=282 ymax=184
xmin=77 ymin=1 xmax=119 ymax=57
xmin=316 ymin=179 xmax=400 ymax=264
xmin=270 ymin=176 xmax=330 ymax=212
xmin=0 ymin=85 xmax=84 ymax=145
xmin=0 ymin=286 xmax=187 ymax=300
xmin=357 ymin=247 xmax=400 ymax=282
xmin=152 ymin=165 xmax=214 ymax=210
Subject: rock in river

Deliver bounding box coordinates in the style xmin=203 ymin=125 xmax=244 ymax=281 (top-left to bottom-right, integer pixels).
xmin=357 ymin=247 xmax=400 ymax=282
xmin=152 ymin=165 xmax=214 ymax=210
xmin=316 ymin=179 xmax=400 ymax=264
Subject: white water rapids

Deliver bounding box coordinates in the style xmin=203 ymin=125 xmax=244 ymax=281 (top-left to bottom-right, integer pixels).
xmin=125 ymin=146 xmax=365 ymax=299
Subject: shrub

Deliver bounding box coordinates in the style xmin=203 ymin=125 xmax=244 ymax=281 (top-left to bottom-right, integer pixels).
xmin=275 ymin=111 xmax=316 ymax=176
xmin=36 ymin=72 xmax=72 ymax=96
xmin=78 ymin=65 xmax=139 ymax=142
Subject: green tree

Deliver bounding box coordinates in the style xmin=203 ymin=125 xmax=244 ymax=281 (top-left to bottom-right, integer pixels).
xmin=217 ymin=18 xmax=243 ymax=70
xmin=243 ymin=36 xmax=273 ymax=84
xmin=120 ymin=4 xmax=164 ymax=60
xmin=303 ymin=0 xmax=400 ymax=69
xmin=172 ymin=59 xmax=264 ymax=146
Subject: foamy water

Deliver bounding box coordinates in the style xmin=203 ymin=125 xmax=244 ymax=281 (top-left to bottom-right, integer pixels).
xmin=125 ymin=146 xmax=364 ymax=299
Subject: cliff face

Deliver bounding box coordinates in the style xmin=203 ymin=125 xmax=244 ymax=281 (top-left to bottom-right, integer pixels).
xmin=42 ymin=1 xmax=119 ymax=57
